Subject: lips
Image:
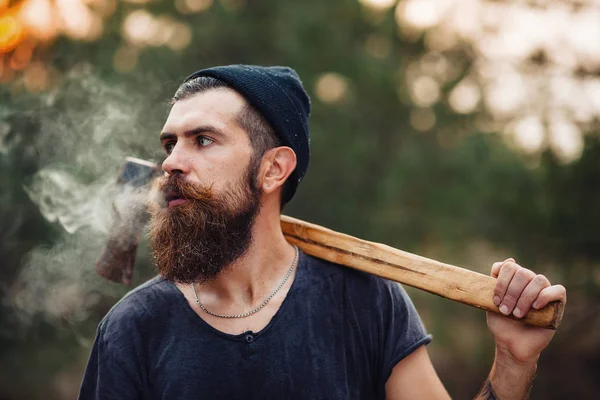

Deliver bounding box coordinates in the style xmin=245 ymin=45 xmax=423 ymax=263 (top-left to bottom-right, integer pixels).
xmin=165 ymin=191 xmax=187 ymax=208
xmin=165 ymin=191 xmax=180 ymax=203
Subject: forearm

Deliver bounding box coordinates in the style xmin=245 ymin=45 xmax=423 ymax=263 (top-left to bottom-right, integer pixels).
xmin=474 ymin=348 xmax=537 ymax=400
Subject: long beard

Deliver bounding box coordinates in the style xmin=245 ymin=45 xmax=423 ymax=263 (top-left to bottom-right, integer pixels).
xmin=147 ymin=167 xmax=261 ymax=284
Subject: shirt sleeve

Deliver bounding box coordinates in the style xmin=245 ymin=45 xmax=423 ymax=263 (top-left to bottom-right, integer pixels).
xmin=379 ymin=280 xmax=432 ymax=385
xmin=78 ymin=321 xmax=143 ymax=400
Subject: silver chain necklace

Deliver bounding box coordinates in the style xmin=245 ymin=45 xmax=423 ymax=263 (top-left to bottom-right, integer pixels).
xmin=192 ymin=246 xmax=299 ymax=319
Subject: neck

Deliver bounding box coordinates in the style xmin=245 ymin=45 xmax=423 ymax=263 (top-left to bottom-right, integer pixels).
xmin=194 ymin=204 xmax=296 ymax=307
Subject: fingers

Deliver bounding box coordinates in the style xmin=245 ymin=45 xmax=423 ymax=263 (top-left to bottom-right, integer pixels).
xmin=496 ymin=264 xmax=536 ymax=316
xmin=491 ymin=259 xmax=566 ymax=319
xmin=513 ymin=274 xmax=550 ymax=317
xmin=532 ymin=284 xmax=567 ymax=310
xmin=491 ymin=258 xmax=514 ymax=278
xmin=491 ymin=260 xmax=519 ymax=306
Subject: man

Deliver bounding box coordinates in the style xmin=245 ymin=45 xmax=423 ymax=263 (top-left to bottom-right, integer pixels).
xmin=79 ymin=65 xmax=566 ymax=399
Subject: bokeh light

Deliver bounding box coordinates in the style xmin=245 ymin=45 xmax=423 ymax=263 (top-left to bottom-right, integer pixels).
xmin=448 ymin=78 xmax=480 ymax=115
xmin=2 ymin=1 xmax=600 ymax=398
xmin=1 ymin=0 xmax=596 ymax=162
xmin=315 ymin=72 xmax=349 ymax=104
xmin=410 ymin=107 xmax=436 ymax=132
xmin=175 ymin=0 xmax=213 ymax=14
xmin=359 ymin=0 xmax=396 ymax=11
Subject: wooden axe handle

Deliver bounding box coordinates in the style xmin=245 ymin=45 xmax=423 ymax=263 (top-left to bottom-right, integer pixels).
xmin=281 ymin=215 xmax=564 ymax=330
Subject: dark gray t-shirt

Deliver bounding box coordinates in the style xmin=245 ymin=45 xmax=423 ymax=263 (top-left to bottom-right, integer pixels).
xmin=79 ymin=251 xmax=431 ymax=399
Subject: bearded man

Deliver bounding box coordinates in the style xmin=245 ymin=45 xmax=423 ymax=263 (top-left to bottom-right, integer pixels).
xmin=79 ymin=65 xmax=566 ymax=400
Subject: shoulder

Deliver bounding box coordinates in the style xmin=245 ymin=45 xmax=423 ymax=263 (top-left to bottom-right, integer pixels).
xmin=98 ymin=276 xmax=177 ymax=339
xmin=82 ymin=277 xmax=174 ymax=391
xmin=301 ymin=252 xmax=410 ymax=303
xmin=299 ymin=252 xmax=419 ymax=332
xmin=301 ymin=252 xmax=431 ymax=379
xmin=301 ymin=252 xmax=426 ymax=334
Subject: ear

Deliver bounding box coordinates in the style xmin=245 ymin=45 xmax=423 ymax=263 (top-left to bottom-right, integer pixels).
xmin=260 ymin=147 xmax=297 ymax=195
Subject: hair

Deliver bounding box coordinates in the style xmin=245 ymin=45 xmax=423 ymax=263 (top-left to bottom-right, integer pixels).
xmin=171 ymin=76 xmax=293 ymax=208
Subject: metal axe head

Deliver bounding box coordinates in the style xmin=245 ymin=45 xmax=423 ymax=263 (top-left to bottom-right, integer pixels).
xmin=96 ymin=157 xmax=160 ymax=285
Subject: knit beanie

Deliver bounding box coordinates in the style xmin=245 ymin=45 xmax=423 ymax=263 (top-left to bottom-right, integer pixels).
xmin=184 ymin=65 xmax=311 ymax=204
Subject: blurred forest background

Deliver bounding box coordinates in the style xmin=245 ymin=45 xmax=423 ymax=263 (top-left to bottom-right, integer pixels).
xmin=1 ymin=0 xmax=599 ymax=398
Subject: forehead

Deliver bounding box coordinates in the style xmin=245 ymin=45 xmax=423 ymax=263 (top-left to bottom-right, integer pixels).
xmin=162 ymin=88 xmax=246 ymax=135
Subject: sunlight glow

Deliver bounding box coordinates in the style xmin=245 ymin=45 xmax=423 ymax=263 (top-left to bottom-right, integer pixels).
xmin=0 ymin=0 xmax=190 ymax=85
xmin=121 ymin=0 xmax=154 ymax=4
xmin=398 ymin=0 xmax=450 ymax=30
xmin=176 ymin=0 xmax=213 ymax=14
xmin=359 ymin=0 xmax=396 ymax=11
xmin=166 ymin=23 xmax=192 ymax=50
xmin=549 ymin=118 xmax=584 ymax=164
xmin=122 ymin=10 xmax=155 ymax=46
xmin=19 ymin=0 xmax=58 ymax=42
xmin=410 ymin=76 xmax=440 ymax=107
xmin=0 ymin=11 xmax=25 ymax=53
xmin=392 ymin=0 xmax=600 ymax=162
xmin=449 ymin=78 xmax=480 ymax=114
xmin=122 ymin=11 xmax=191 ymax=50
xmin=56 ymin=0 xmax=103 ymax=40
xmin=512 ymin=116 xmax=544 ymax=154
xmin=0 ymin=0 xmax=599 ymax=164
xmin=315 ymin=73 xmax=349 ymax=104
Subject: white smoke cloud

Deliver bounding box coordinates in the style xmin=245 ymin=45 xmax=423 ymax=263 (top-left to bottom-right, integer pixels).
xmin=11 ymin=64 xmax=166 ymax=323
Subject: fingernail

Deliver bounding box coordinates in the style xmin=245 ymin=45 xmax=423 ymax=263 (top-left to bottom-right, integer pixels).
xmin=500 ymin=305 xmax=509 ymax=315
xmin=513 ymin=308 xmax=521 ymax=318
xmin=532 ymin=301 xmax=538 ymax=309
xmin=493 ymin=296 xmax=500 ymax=306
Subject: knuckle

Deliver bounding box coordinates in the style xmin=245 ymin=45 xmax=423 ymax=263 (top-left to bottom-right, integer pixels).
xmin=556 ymin=284 xmax=567 ymax=299
xmin=534 ymin=274 xmax=549 ymax=286
xmin=503 ymin=262 xmax=518 ymax=273
xmin=491 ymin=262 xmax=501 ymax=275
xmin=556 ymin=284 xmax=566 ymax=291
xmin=515 ymin=268 xmax=533 ymax=280
xmin=494 ymin=280 xmax=507 ymax=292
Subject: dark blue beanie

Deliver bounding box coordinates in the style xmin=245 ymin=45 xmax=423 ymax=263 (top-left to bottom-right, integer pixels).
xmin=184 ymin=65 xmax=311 ymax=203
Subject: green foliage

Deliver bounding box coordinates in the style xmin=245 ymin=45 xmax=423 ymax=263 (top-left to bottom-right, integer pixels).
xmin=1 ymin=0 xmax=598 ymax=398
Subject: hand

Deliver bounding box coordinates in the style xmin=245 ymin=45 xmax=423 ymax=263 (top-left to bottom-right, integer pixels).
xmin=486 ymin=258 xmax=567 ymax=365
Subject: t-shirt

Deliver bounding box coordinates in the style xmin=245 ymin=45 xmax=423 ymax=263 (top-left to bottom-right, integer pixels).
xmin=79 ymin=250 xmax=431 ymax=399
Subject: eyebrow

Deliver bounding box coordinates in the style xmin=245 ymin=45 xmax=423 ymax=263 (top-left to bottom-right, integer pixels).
xmin=159 ymin=126 xmax=227 ymax=142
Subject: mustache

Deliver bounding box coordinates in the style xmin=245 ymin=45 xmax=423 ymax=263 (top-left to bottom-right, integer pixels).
xmin=155 ymin=175 xmax=215 ymax=205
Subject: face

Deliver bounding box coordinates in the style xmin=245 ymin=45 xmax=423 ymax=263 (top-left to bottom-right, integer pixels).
xmin=160 ymin=88 xmax=256 ymax=196
xmin=148 ymin=89 xmax=263 ymax=283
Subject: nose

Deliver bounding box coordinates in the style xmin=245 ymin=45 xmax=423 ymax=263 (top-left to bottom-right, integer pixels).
xmin=162 ymin=144 xmax=190 ymax=176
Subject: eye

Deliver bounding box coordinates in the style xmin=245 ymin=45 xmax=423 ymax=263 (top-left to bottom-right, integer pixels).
xmin=164 ymin=141 xmax=176 ymax=154
xmin=196 ymin=136 xmax=214 ymax=147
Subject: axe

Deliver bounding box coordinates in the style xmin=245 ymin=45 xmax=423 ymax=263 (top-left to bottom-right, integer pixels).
xmin=97 ymin=157 xmax=564 ymax=330
xmin=96 ymin=157 xmax=161 ymax=285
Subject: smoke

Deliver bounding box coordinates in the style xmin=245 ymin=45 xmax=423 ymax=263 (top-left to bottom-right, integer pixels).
xmin=24 ymin=168 xmax=115 ymax=235
xmin=10 ymin=64 xmax=168 ymax=324
xmin=0 ymin=121 xmax=13 ymax=155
